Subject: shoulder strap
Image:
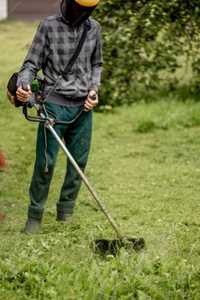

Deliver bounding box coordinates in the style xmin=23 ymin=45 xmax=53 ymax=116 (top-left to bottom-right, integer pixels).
xmin=62 ymin=20 xmax=90 ymax=79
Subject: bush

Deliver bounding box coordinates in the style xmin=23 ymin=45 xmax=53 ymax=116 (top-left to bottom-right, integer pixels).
xmin=94 ymin=0 xmax=200 ymax=106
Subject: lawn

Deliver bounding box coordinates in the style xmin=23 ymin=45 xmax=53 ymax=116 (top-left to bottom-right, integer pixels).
xmin=1 ymin=21 xmax=200 ymax=300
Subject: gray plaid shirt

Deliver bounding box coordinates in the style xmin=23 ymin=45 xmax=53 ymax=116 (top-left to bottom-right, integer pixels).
xmin=18 ymin=15 xmax=103 ymax=101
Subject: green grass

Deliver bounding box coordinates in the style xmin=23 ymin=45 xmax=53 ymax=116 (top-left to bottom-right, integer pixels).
xmin=1 ymin=21 xmax=200 ymax=300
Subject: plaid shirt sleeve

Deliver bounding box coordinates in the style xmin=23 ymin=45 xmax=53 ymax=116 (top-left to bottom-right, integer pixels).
xmin=17 ymin=20 xmax=48 ymax=87
xmin=89 ymin=24 xmax=103 ymax=92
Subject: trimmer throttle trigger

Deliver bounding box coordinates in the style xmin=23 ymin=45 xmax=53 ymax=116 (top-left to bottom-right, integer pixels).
xmin=89 ymin=94 xmax=97 ymax=101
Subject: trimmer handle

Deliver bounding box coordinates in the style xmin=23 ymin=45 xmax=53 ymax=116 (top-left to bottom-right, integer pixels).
xmin=89 ymin=94 xmax=97 ymax=101
xmin=23 ymin=101 xmax=84 ymax=125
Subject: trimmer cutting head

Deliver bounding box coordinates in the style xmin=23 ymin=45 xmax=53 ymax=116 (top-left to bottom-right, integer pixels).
xmin=93 ymin=237 xmax=145 ymax=256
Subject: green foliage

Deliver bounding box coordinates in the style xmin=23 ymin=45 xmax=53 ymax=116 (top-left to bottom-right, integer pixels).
xmin=94 ymin=0 xmax=200 ymax=106
xmin=136 ymin=120 xmax=165 ymax=133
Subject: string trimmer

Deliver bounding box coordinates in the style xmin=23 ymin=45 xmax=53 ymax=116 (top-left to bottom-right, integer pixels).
xmin=23 ymin=95 xmax=145 ymax=255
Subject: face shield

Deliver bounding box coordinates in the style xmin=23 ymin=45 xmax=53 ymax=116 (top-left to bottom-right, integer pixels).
xmin=60 ymin=0 xmax=99 ymax=26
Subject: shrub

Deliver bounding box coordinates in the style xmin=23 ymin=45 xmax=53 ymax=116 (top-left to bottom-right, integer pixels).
xmin=95 ymin=0 xmax=200 ymax=106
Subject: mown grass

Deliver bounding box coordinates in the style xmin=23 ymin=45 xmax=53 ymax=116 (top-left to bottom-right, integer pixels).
xmin=1 ymin=20 xmax=200 ymax=300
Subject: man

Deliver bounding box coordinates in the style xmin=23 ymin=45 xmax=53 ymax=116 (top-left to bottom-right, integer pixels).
xmin=15 ymin=0 xmax=102 ymax=233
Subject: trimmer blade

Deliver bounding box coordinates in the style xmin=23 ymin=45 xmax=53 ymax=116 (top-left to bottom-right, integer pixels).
xmin=93 ymin=237 xmax=145 ymax=255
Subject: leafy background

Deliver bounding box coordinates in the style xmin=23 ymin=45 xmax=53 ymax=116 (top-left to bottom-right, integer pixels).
xmin=94 ymin=0 xmax=200 ymax=106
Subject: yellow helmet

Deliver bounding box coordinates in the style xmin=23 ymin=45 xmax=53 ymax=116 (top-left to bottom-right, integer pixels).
xmin=74 ymin=0 xmax=100 ymax=7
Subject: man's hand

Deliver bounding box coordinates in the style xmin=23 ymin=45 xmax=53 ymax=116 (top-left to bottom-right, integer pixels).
xmin=16 ymin=85 xmax=32 ymax=103
xmin=84 ymin=90 xmax=98 ymax=111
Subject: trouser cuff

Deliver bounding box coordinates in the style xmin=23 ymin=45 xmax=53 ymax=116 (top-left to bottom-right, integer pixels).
xmin=28 ymin=206 xmax=44 ymax=221
xmin=56 ymin=201 xmax=74 ymax=215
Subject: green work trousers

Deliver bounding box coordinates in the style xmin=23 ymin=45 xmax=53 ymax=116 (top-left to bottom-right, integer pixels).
xmin=28 ymin=102 xmax=92 ymax=220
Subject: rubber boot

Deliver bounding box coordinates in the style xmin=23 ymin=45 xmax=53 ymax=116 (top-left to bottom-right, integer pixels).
xmin=22 ymin=218 xmax=41 ymax=234
xmin=56 ymin=211 xmax=72 ymax=223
